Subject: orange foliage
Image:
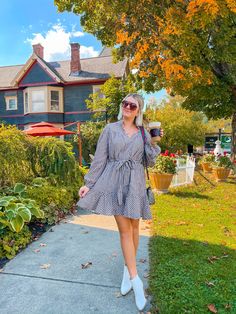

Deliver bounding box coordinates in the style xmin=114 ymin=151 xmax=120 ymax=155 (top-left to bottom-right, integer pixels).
xmin=225 ymin=0 xmax=236 ymax=13
xmin=187 ymin=0 xmax=220 ymax=19
xmin=161 ymin=59 xmax=185 ymax=80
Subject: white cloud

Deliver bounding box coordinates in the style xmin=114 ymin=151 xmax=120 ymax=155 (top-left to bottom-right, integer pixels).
xmin=25 ymin=23 xmax=99 ymax=61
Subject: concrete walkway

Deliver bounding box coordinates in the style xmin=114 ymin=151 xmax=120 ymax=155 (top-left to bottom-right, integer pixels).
xmin=0 ymin=208 xmax=152 ymax=313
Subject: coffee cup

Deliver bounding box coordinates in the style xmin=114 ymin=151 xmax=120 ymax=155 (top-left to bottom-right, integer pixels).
xmin=148 ymin=122 xmax=161 ymax=141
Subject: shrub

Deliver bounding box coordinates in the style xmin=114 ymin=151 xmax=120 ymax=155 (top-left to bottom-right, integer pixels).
xmin=0 ymin=225 xmax=32 ymax=259
xmin=26 ymin=183 xmax=75 ymax=225
xmin=26 ymin=136 xmax=78 ymax=185
xmin=0 ymin=124 xmax=33 ymax=186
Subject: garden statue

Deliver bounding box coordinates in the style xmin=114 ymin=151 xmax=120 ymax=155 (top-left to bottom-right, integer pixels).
xmin=214 ymin=140 xmax=223 ymax=156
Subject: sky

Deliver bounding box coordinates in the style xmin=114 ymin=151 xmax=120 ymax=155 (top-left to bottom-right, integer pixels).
xmin=0 ymin=0 xmax=167 ymax=104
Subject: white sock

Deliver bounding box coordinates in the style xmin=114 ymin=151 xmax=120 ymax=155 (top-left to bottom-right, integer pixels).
xmin=130 ymin=274 xmax=147 ymax=311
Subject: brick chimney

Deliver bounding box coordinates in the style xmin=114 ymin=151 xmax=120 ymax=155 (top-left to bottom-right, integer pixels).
xmin=33 ymin=43 xmax=44 ymax=59
xmin=70 ymin=43 xmax=81 ymax=74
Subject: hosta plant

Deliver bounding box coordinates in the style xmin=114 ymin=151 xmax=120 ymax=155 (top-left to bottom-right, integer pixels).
xmin=0 ymin=183 xmax=44 ymax=233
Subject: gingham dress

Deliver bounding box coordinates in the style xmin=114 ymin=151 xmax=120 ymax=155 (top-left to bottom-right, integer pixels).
xmin=76 ymin=119 xmax=161 ymax=220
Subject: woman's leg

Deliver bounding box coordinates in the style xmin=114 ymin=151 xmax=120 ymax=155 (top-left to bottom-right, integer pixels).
xmin=114 ymin=215 xmax=137 ymax=279
xmin=130 ymin=218 xmax=140 ymax=258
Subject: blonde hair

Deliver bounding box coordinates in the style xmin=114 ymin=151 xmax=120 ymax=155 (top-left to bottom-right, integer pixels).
xmin=117 ymin=93 xmax=144 ymax=127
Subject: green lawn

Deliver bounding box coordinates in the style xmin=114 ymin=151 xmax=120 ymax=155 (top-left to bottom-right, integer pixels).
xmin=148 ymin=171 xmax=236 ymax=314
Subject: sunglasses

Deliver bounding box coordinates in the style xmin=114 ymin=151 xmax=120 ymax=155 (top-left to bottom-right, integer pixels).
xmin=122 ymin=100 xmax=138 ymax=111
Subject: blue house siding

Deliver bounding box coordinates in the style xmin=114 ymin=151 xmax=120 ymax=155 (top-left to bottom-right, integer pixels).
xmin=24 ymin=113 xmax=64 ymax=124
xmin=0 ymin=90 xmax=24 ymax=115
xmin=63 ymin=85 xmax=96 ymax=122
xmin=64 ymin=85 xmax=93 ymax=111
xmin=20 ymin=62 xmax=56 ymax=85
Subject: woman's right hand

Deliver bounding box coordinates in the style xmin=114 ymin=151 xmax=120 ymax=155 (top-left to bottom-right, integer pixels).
xmin=78 ymin=185 xmax=90 ymax=198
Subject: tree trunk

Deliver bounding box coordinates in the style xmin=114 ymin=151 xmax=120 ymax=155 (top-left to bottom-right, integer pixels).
xmin=231 ymin=111 xmax=236 ymax=162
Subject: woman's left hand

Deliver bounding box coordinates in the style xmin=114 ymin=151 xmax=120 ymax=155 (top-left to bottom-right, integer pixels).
xmin=152 ymin=128 xmax=164 ymax=142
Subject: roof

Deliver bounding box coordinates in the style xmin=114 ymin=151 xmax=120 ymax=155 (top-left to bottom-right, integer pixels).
xmin=0 ymin=50 xmax=128 ymax=89
xmin=99 ymin=47 xmax=113 ymax=57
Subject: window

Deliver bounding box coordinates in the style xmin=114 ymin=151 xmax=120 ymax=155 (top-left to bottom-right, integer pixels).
xmin=32 ymin=90 xmax=45 ymax=112
xmin=50 ymin=90 xmax=59 ymax=111
xmin=24 ymin=92 xmax=29 ymax=113
xmin=93 ymin=85 xmax=105 ymax=99
xmin=23 ymin=87 xmax=63 ymax=114
xmin=6 ymin=96 xmax=17 ymax=110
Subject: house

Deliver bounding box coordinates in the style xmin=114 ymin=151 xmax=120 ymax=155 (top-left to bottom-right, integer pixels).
xmin=0 ymin=43 xmax=128 ymax=130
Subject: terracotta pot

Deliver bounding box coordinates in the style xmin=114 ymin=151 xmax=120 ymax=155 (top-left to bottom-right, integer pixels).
xmin=149 ymin=172 xmax=174 ymax=193
xmin=212 ymin=167 xmax=231 ymax=182
xmin=201 ymin=162 xmax=213 ymax=173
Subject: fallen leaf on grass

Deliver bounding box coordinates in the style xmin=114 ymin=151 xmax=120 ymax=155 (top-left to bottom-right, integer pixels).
xmin=40 ymin=263 xmax=50 ymax=269
xmin=207 ymin=256 xmax=220 ymax=263
xmin=175 ymin=221 xmax=189 ymax=226
xmin=208 ymin=304 xmax=217 ymax=313
xmin=40 ymin=243 xmax=47 ymax=247
xmin=33 ymin=249 xmax=40 ymax=253
xmin=205 ymin=281 xmax=216 ymax=287
xmin=81 ymin=262 xmax=92 ymax=269
xmin=224 ymin=304 xmax=231 ymax=310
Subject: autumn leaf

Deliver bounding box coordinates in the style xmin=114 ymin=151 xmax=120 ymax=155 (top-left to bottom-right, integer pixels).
xmin=114 ymin=291 xmax=122 ymax=298
xmin=40 ymin=263 xmax=50 ymax=269
xmin=207 ymin=303 xmax=217 ymax=313
xmin=81 ymin=262 xmax=92 ymax=269
xmin=207 ymin=256 xmax=220 ymax=263
xmin=205 ymin=281 xmax=216 ymax=287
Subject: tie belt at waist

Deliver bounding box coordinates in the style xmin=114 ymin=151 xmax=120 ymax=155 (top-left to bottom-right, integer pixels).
xmin=107 ymin=158 xmax=141 ymax=206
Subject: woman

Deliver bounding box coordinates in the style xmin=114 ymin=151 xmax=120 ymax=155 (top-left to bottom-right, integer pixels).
xmin=77 ymin=93 xmax=163 ymax=311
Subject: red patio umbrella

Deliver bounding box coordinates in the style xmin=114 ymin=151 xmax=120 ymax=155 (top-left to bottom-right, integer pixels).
xmin=23 ymin=121 xmax=76 ymax=136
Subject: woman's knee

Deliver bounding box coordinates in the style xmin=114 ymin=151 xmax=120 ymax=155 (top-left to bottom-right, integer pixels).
xmin=114 ymin=215 xmax=132 ymax=237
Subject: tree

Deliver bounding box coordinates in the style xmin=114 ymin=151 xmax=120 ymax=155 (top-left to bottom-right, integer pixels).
xmin=85 ymin=75 xmax=137 ymax=122
xmin=145 ymin=95 xmax=208 ymax=152
xmin=55 ymin=0 xmax=236 ymax=159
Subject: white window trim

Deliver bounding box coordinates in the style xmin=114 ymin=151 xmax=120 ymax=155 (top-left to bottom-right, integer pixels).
xmin=23 ymin=86 xmax=63 ymax=114
xmin=5 ymin=96 xmax=18 ymax=110
xmin=92 ymin=85 xmax=105 ymax=99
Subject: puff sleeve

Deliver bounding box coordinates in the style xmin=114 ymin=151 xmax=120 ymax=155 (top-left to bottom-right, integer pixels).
xmin=84 ymin=124 xmax=110 ymax=189
xmin=144 ymin=128 xmax=161 ymax=167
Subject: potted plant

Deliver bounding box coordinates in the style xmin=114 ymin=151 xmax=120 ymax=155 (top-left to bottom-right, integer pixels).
xmin=199 ymin=153 xmax=215 ymax=173
xmin=211 ymin=154 xmax=234 ymax=182
xmin=149 ymin=150 xmax=177 ymax=193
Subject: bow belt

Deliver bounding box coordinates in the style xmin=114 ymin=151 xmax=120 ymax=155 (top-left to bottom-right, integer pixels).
xmin=108 ymin=158 xmax=141 ymax=206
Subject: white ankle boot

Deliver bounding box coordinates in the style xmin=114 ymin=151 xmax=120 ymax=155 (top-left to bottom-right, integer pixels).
xmin=120 ymin=264 xmax=132 ymax=295
xmin=130 ymin=274 xmax=147 ymax=311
